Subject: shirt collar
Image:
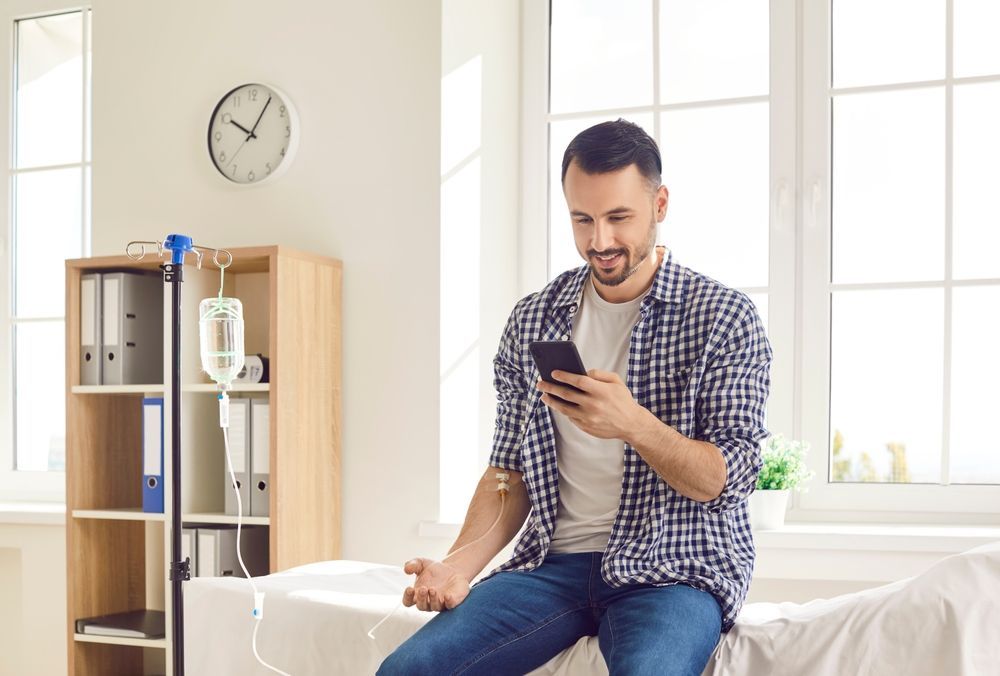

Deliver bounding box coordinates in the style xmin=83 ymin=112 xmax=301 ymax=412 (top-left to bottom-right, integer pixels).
xmin=551 ymin=245 xmax=686 ymax=309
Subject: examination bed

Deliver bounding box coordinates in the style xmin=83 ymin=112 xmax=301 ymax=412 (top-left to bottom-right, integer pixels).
xmin=185 ymin=540 xmax=1000 ymax=675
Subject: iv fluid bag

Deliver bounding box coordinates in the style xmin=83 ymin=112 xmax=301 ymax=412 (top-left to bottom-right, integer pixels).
xmin=199 ymin=297 xmax=245 ymax=387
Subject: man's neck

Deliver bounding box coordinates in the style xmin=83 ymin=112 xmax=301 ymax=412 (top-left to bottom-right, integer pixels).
xmin=591 ymin=245 xmax=664 ymax=304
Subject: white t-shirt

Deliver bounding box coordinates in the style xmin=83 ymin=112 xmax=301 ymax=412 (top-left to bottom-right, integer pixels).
xmin=548 ymin=274 xmax=650 ymax=554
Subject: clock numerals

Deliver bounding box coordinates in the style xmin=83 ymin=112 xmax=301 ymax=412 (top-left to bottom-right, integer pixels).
xmin=210 ymin=84 xmax=295 ymax=183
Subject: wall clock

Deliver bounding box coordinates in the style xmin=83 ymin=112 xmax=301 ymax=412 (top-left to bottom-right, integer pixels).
xmin=208 ymin=83 xmax=299 ymax=184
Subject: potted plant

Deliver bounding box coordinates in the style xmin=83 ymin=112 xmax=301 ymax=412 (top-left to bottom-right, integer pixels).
xmin=749 ymin=434 xmax=815 ymax=529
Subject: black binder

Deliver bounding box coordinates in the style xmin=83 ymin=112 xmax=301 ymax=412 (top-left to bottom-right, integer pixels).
xmin=75 ymin=609 xmax=166 ymax=639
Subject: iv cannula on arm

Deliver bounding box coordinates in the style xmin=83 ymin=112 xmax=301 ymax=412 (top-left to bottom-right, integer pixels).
xmin=366 ymin=467 xmax=530 ymax=639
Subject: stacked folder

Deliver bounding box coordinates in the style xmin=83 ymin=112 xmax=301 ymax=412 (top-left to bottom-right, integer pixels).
xmin=182 ymin=525 xmax=269 ymax=577
xmin=79 ymin=271 xmax=164 ymax=385
xmin=224 ymin=398 xmax=270 ymax=517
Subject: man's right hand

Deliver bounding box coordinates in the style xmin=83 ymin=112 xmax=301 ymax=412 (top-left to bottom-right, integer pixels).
xmin=402 ymin=557 xmax=471 ymax=612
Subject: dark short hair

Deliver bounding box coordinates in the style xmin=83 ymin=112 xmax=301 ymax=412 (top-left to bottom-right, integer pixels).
xmin=560 ymin=118 xmax=662 ymax=189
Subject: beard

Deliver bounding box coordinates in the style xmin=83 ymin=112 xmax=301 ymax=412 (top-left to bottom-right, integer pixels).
xmin=586 ymin=217 xmax=657 ymax=287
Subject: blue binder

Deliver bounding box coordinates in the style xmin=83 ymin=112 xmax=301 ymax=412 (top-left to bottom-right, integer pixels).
xmin=142 ymin=397 xmax=164 ymax=513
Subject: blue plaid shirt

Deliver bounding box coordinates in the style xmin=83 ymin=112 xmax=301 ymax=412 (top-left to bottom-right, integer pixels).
xmin=475 ymin=247 xmax=772 ymax=633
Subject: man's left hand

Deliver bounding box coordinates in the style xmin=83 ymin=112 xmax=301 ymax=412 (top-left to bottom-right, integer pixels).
xmin=536 ymin=369 xmax=644 ymax=441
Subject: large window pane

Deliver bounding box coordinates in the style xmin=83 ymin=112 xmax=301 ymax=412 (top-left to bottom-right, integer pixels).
xmin=14 ymin=168 xmax=84 ymax=318
xmin=549 ymin=0 xmax=653 ymax=114
xmin=830 ymin=289 xmax=943 ymax=484
xmin=660 ymin=102 xmax=769 ymax=288
xmin=14 ymin=321 xmax=66 ymax=471
xmin=832 ymin=0 xmax=945 ymax=88
xmin=832 ymin=88 xmax=944 ymax=284
xmin=952 ymin=82 xmax=1000 ymax=280
xmin=15 ymin=12 xmax=83 ymax=168
xmin=548 ymin=115 xmax=655 ymax=279
xmin=659 ymin=0 xmax=768 ymax=104
xmin=950 ymin=286 xmax=1000 ymax=484
xmin=85 ymin=10 xmax=92 ymax=162
xmin=954 ymin=0 xmax=1000 ymax=78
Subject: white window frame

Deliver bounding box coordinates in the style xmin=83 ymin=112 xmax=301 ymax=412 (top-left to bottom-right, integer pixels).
xmin=797 ymin=0 xmax=1000 ymax=520
xmin=522 ymin=0 xmax=1000 ymax=523
xmin=0 ymin=1 xmax=91 ymax=502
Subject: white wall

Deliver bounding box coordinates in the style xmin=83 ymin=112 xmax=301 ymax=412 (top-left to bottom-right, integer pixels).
xmin=0 ymin=522 xmax=66 ymax=676
xmin=89 ymin=0 xmax=446 ymax=570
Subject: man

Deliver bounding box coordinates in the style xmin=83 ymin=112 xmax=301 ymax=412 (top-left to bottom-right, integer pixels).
xmin=378 ymin=119 xmax=772 ymax=675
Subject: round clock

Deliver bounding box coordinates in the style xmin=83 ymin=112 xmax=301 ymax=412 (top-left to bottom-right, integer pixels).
xmin=208 ymin=83 xmax=299 ymax=184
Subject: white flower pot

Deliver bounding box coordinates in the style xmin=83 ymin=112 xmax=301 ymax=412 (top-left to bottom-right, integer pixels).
xmin=749 ymin=489 xmax=790 ymax=530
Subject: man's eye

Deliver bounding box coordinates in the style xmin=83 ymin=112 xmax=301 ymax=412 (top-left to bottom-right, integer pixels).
xmin=574 ymin=218 xmax=592 ymax=224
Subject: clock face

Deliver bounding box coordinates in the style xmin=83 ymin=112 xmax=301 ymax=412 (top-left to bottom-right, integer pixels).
xmin=208 ymin=83 xmax=298 ymax=184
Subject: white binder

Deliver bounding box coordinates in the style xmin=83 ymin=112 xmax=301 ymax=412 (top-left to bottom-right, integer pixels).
xmin=224 ymin=399 xmax=252 ymax=516
xmin=80 ymin=273 xmax=102 ymax=385
xmin=250 ymin=399 xmax=270 ymax=517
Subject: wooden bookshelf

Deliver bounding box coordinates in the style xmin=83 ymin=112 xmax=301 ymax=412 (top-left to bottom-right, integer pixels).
xmin=65 ymin=245 xmax=342 ymax=676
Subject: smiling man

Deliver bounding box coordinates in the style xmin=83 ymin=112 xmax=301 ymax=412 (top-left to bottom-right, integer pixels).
xmin=378 ymin=119 xmax=773 ymax=676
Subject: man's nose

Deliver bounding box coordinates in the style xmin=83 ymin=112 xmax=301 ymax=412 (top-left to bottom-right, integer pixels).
xmin=592 ymin=219 xmax=616 ymax=253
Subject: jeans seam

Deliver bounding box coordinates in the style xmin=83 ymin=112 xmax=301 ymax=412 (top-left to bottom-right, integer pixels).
xmin=452 ymin=604 xmax=591 ymax=676
xmin=606 ymin=605 xmax=617 ymax=672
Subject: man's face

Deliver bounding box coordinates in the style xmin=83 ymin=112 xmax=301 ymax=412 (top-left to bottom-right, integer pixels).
xmin=562 ymin=160 xmax=668 ymax=288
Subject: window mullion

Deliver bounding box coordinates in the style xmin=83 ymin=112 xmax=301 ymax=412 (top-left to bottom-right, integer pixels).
xmin=940 ymin=0 xmax=954 ymax=486
xmin=767 ymin=0 xmax=798 ymax=451
xmin=793 ymin=0 xmax=835 ymax=513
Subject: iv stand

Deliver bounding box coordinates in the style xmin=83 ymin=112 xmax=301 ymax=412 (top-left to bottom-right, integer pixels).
xmin=126 ymin=235 xmax=232 ymax=676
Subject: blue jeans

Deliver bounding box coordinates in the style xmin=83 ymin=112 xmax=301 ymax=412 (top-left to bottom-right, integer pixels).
xmin=376 ymin=551 xmax=722 ymax=676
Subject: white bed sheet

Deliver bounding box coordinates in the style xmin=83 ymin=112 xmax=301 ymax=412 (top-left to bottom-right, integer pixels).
xmin=185 ymin=541 xmax=1000 ymax=675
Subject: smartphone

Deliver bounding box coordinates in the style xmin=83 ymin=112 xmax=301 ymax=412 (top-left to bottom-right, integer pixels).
xmin=529 ymin=340 xmax=588 ymax=405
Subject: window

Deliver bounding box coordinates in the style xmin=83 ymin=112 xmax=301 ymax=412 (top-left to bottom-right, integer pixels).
xmin=525 ymin=0 xmax=1000 ymax=520
xmin=1 ymin=6 xmax=91 ymax=501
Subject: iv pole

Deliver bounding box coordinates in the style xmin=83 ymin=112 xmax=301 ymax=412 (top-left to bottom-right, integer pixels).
xmin=126 ymin=235 xmax=232 ymax=676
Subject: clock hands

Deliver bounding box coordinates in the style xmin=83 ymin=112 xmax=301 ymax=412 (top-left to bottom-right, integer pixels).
xmin=224 ymin=96 xmax=271 ymax=168
xmin=248 ymin=96 xmax=272 ymax=138
xmin=229 ymin=119 xmax=256 ymax=139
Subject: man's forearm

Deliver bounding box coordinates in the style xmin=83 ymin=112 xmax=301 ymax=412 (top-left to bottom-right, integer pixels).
xmin=444 ymin=467 xmax=531 ymax=582
xmin=626 ymin=407 xmax=726 ymax=502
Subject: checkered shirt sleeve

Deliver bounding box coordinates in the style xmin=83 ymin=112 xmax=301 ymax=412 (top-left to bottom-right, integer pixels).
xmin=697 ymin=294 xmax=772 ymax=513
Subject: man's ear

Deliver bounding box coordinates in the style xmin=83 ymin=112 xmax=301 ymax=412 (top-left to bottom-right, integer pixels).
xmin=655 ymin=184 xmax=669 ymax=221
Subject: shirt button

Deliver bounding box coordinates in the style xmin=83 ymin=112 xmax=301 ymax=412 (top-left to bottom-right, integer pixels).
xmin=569 ymin=304 xmax=577 ymax=313
xmin=562 ymin=334 xmax=570 ymax=340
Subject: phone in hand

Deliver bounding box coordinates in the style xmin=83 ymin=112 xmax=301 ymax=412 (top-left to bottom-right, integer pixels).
xmin=529 ymin=340 xmax=588 ymax=406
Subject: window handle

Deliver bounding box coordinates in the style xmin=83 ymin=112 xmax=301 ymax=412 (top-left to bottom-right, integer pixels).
xmin=807 ymin=180 xmax=822 ymax=230
xmin=772 ymin=180 xmax=790 ymax=232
